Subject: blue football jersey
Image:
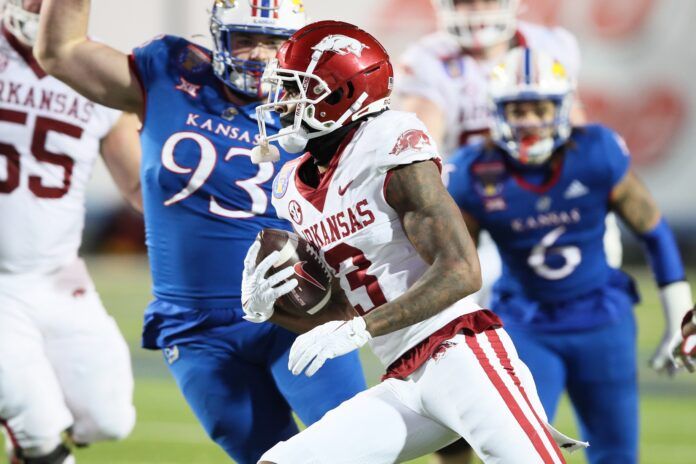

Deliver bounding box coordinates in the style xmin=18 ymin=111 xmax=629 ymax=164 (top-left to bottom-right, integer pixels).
xmin=131 ymin=35 xmax=295 ymax=309
xmin=447 ymin=125 xmax=631 ymax=303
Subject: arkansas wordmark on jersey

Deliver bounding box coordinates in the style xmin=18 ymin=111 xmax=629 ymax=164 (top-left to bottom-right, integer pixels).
xmin=0 ymin=30 xmax=120 ymax=274
xmin=272 ymin=110 xmax=481 ymax=366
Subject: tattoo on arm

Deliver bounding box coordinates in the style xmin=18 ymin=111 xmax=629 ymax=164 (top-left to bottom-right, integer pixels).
xmin=461 ymin=210 xmax=480 ymax=247
xmin=610 ymin=169 xmax=661 ymax=234
xmin=364 ymin=160 xmax=481 ymax=337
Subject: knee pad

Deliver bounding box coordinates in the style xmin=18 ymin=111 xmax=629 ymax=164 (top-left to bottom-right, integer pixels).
xmin=71 ymin=405 xmax=135 ymax=443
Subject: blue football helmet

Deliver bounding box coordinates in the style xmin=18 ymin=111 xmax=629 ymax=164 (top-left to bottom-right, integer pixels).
xmin=488 ymin=47 xmax=575 ymax=165
xmin=210 ymin=0 xmax=306 ymax=98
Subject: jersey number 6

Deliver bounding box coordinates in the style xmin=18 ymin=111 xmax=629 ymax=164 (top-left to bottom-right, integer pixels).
xmin=527 ymin=225 xmax=582 ymax=280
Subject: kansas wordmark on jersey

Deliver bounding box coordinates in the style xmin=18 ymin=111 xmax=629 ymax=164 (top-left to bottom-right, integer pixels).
xmin=447 ymin=125 xmax=630 ymax=306
xmin=130 ymin=35 xmax=297 ymax=316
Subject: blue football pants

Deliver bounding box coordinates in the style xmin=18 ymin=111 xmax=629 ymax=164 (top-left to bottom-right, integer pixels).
xmin=506 ymin=309 xmax=639 ymax=464
xmin=163 ymin=322 xmax=366 ymax=464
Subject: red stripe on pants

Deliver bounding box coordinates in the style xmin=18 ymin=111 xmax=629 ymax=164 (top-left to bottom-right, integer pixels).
xmin=1 ymin=419 xmax=21 ymax=454
xmin=465 ymin=331 xmax=559 ymax=464
xmin=486 ymin=329 xmax=565 ymax=462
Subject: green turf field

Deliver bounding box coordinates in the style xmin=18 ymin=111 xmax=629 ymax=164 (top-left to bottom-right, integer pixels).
xmin=3 ymin=256 xmax=695 ymax=463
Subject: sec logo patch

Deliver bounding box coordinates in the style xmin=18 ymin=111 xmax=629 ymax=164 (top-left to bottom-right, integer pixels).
xmin=288 ymin=200 xmax=303 ymax=225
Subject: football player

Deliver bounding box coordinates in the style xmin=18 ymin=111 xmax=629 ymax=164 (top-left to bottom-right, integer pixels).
xmin=445 ymin=47 xmax=693 ymax=464
xmin=398 ymin=1 xmax=624 ymax=291
xmin=397 ymin=6 xmax=615 ymax=459
xmin=0 ymin=0 xmax=139 ymax=463
xmin=35 ymin=1 xmax=367 ymax=463
xmin=245 ymin=20 xmax=586 ymax=463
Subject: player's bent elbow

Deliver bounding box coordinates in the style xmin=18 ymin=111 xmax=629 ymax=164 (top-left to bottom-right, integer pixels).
xmin=464 ymin=264 xmax=483 ymax=296
xmin=125 ymin=184 xmax=143 ymax=213
xmin=444 ymin=257 xmax=482 ymax=299
xmin=34 ymin=42 xmax=75 ymax=78
xmin=33 ymin=45 xmax=61 ymax=75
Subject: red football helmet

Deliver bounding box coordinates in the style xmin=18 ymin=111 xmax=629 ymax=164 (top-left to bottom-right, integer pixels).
xmin=254 ymin=20 xmax=394 ymax=157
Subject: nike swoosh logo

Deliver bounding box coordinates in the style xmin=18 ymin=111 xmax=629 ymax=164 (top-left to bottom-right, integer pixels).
xmin=338 ymin=180 xmax=353 ymax=196
xmin=293 ymin=261 xmax=326 ymax=291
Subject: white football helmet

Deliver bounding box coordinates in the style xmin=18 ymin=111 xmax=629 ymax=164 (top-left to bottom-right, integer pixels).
xmin=3 ymin=0 xmax=40 ymax=46
xmin=488 ymin=47 xmax=575 ymax=165
xmin=210 ymin=0 xmax=306 ymax=97
xmin=432 ymin=0 xmax=519 ymax=49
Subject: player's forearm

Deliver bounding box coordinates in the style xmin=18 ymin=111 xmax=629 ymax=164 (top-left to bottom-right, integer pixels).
xmin=35 ymin=0 xmax=90 ymax=71
xmin=367 ymin=161 xmax=481 ymax=336
xmin=364 ymin=255 xmax=481 ymax=337
xmin=36 ymin=0 xmax=142 ymax=113
xmin=101 ymin=114 xmax=143 ymax=212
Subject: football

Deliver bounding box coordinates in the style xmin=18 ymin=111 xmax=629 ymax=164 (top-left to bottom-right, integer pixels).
xmin=255 ymin=228 xmax=334 ymax=317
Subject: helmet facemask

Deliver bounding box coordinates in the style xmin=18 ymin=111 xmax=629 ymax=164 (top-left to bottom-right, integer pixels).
xmin=492 ymin=96 xmax=572 ymax=165
xmin=4 ymin=0 xmax=40 ymax=47
xmin=488 ymin=47 xmax=575 ymax=165
xmin=433 ymin=0 xmax=519 ymax=49
xmin=251 ymin=23 xmax=394 ymax=164
xmin=255 ymin=53 xmax=387 ymax=156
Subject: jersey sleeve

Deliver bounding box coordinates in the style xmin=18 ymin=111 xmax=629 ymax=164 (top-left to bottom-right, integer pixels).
xmin=91 ymin=104 xmax=122 ymax=140
xmin=129 ymin=34 xmax=176 ymax=95
xmin=395 ymin=43 xmax=448 ymax=111
xmin=598 ymin=126 xmax=632 ymax=188
xmin=373 ymin=112 xmax=442 ymax=174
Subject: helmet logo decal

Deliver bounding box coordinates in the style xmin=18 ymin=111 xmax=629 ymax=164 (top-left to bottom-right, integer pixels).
xmin=291 ymin=0 xmax=305 ymax=13
xmin=312 ymin=34 xmax=369 ymax=57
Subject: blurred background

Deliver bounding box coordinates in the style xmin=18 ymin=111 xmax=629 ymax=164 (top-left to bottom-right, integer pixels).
xmin=22 ymin=0 xmax=696 ymax=463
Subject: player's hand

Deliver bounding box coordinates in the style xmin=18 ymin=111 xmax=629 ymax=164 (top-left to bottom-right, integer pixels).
xmin=650 ymin=282 xmax=692 ymax=376
xmin=673 ymin=308 xmax=696 ymax=373
xmin=241 ymin=241 xmax=298 ymax=323
xmin=650 ymin=332 xmax=682 ymax=376
xmin=288 ymin=317 xmax=371 ymax=377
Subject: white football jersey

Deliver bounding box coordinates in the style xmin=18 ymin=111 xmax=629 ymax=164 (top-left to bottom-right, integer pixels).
xmin=0 ymin=31 xmax=120 ymax=274
xmin=272 ymin=110 xmax=481 ymax=367
xmin=397 ymin=21 xmax=581 ymax=156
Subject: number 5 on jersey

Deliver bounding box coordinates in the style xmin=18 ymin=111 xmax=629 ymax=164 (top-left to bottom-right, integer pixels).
xmin=0 ymin=109 xmax=79 ymax=198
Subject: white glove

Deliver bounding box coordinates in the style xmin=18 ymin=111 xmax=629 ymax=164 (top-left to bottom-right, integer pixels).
xmin=650 ymin=281 xmax=693 ymax=375
xmin=288 ymin=317 xmax=371 ymax=377
xmin=241 ymin=240 xmax=298 ymax=323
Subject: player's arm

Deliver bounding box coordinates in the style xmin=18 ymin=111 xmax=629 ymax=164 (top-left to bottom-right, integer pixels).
xmin=610 ymin=169 xmax=693 ymax=373
xmin=461 ymin=209 xmax=481 ymax=247
xmin=34 ymin=0 xmax=143 ymax=114
xmin=100 ymin=113 xmax=142 ymax=212
xmin=364 ymin=160 xmax=481 ymax=337
xmin=400 ymin=95 xmax=446 ymax=148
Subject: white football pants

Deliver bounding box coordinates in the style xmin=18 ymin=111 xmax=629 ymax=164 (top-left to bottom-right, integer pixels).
xmin=261 ymin=328 xmax=568 ymax=464
xmin=0 ymin=258 xmax=135 ymax=455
